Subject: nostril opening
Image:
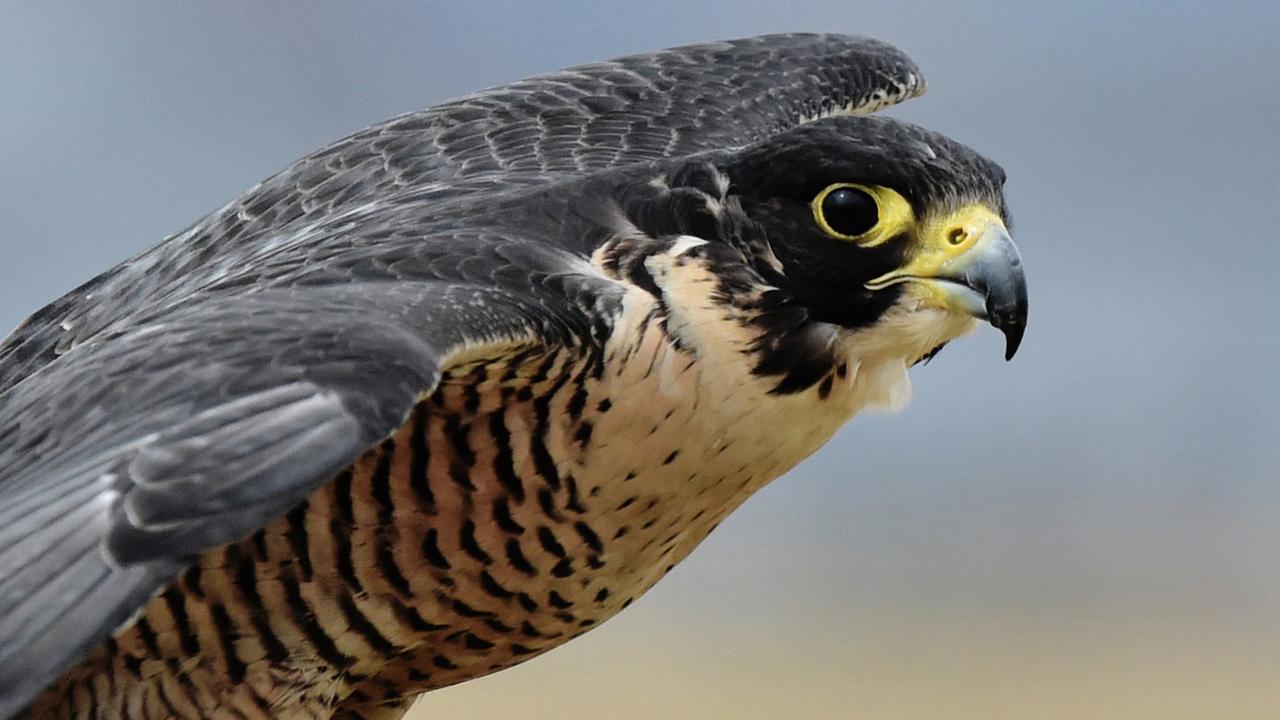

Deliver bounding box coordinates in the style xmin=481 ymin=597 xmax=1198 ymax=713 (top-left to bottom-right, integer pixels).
xmin=947 ymin=228 xmax=967 ymax=246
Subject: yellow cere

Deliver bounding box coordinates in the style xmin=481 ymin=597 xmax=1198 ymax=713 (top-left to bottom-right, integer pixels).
xmin=810 ymin=183 xmax=915 ymax=247
xmin=865 ymin=203 xmax=1007 ymax=290
xmin=910 ymin=203 xmax=1006 ymax=273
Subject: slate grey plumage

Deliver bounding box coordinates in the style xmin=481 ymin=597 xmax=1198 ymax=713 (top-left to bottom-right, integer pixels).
xmin=0 ymin=33 xmax=1025 ymax=719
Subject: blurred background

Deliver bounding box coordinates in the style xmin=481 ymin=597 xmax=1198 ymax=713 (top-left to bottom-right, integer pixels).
xmin=2 ymin=2 xmax=1278 ymax=718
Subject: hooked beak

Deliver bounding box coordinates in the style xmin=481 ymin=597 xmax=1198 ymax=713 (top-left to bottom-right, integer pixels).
xmin=866 ymin=205 xmax=1028 ymax=360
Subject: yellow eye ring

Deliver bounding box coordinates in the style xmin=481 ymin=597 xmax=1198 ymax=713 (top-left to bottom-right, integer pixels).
xmin=811 ymin=183 xmax=915 ymax=247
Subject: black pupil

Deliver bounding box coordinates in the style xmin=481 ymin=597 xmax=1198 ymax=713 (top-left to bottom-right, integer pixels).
xmin=822 ymin=187 xmax=878 ymax=237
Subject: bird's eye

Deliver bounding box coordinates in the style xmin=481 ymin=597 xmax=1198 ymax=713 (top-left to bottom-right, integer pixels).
xmin=818 ymin=187 xmax=879 ymax=238
xmin=811 ymin=183 xmax=913 ymax=246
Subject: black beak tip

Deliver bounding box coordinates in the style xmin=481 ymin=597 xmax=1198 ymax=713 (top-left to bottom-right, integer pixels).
xmin=997 ymin=314 xmax=1027 ymax=361
xmin=1002 ymin=327 xmax=1023 ymax=361
xmin=984 ymin=277 xmax=1027 ymax=362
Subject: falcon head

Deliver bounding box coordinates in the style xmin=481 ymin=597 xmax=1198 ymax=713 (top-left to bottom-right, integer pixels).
xmin=718 ymin=115 xmax=1027 ymax=367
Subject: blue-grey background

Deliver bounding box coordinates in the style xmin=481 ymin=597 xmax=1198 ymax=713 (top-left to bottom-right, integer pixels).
xmin=2 ymin=2 xmax=1278 ymax=718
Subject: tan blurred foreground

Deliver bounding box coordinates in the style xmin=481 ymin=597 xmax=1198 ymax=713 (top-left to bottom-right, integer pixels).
xmin=408 ymin=600 xmax=1279 ymax=719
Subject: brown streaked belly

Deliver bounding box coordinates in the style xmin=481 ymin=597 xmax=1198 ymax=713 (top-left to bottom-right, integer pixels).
xmin=28 ymin=281 xmax=856 ymax=720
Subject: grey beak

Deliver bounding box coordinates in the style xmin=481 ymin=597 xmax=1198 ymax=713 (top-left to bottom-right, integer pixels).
xmin=953 ymin=224 xmax=1028 ymax=360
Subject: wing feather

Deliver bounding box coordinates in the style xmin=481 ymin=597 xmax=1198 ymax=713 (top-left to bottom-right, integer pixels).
xmin=0 ymin=280 xmax=605 ymax=717
xmin=0 ymin=33 xmax=922 ymax=394
xmin=0 ymin=32 xmax=925 ymax=715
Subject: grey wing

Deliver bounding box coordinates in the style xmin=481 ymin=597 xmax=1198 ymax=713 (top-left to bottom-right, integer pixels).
xmin=0 ymin=273 xmax=610 ymax=718
xmin=0 ymin=32 xmax=922 ymax=712
xmin=0 ymin=33 xmax=922 ymax=395
xmin=240 ymin=33 xmax=923 ymax=198
xmin=412 ymin=32 xmax=924 ymax=182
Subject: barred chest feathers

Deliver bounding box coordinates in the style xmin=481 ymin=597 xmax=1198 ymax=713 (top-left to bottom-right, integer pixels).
xmin=32 ymin=225 xmax=965 ymax=720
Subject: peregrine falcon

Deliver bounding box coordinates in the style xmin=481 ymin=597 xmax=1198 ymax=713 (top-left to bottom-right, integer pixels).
xmin=0 ymin=33 xmax=1026 ymax=719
